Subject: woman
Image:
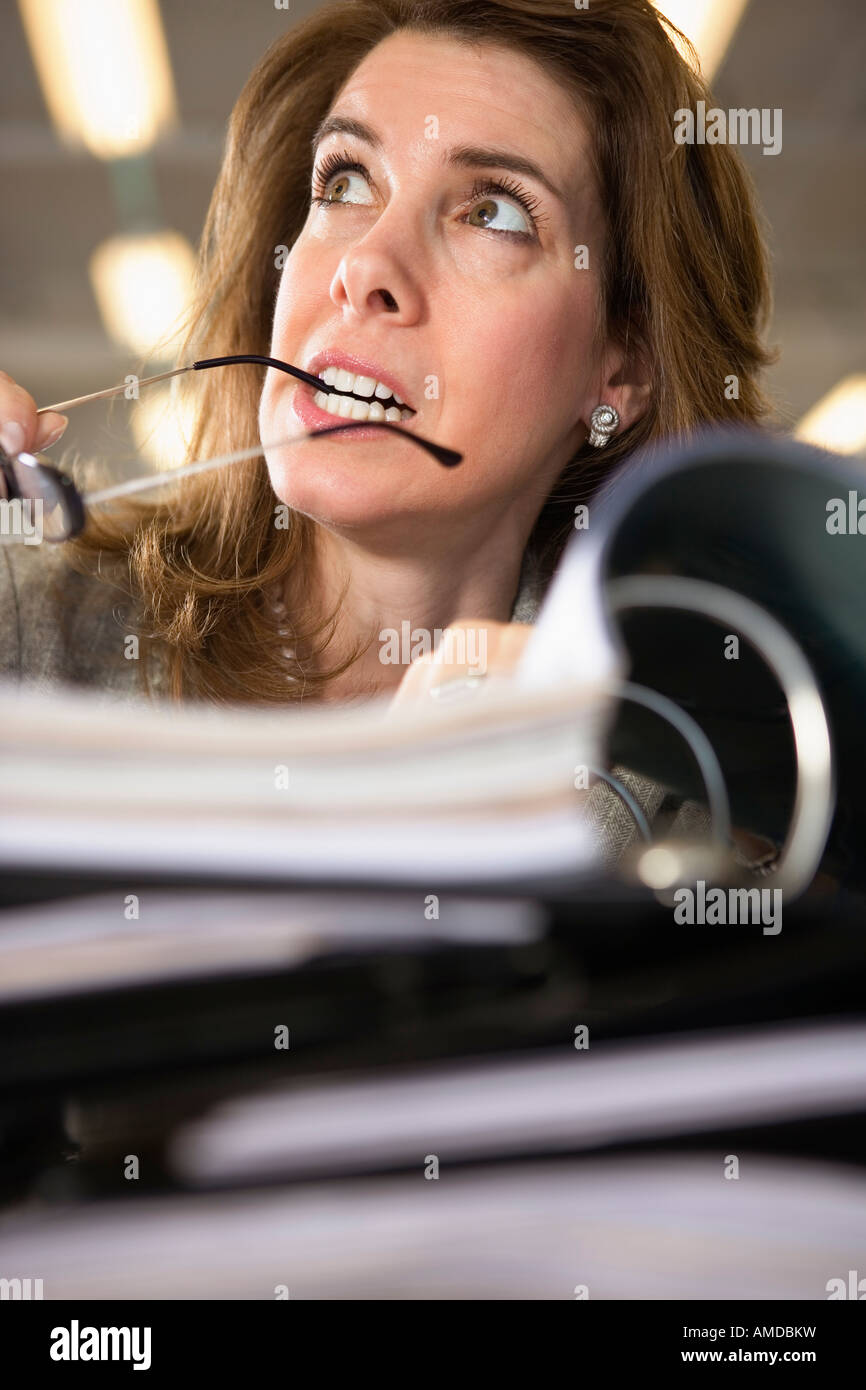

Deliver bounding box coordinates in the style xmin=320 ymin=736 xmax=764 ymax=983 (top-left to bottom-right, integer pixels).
xmin=0 ymin=0 xmax=774 ymax=848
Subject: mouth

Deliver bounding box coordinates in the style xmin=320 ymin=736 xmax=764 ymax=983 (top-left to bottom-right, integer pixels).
xmin=311 ymin=366 xmax=417 ymax=419
xmin=304 ymin=354 xmax=417 ymax=426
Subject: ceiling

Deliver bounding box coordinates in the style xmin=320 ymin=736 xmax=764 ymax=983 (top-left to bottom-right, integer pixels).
xmin=0 ymin=0 xmax=863 ymax=436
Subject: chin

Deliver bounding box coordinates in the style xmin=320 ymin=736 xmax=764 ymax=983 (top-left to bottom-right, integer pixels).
xmin=265 ymin=452 xmax=437 ymax=532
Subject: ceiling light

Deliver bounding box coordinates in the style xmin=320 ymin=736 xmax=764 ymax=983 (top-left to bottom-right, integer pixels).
xmin=89 ymin=230 xmax=196 ymax=357
xmin=796 ymin=376 xmax=866 ymax=456
xmin=18 ymin=0 xmax=177 ymax=159
xmin=653 ymin=0 xmax=751 ymax=79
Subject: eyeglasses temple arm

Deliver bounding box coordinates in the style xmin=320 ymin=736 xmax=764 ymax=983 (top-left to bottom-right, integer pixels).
xmin=83 ymin=422 xmax=462 ymax=506
xmin=36 ymin=356 xmax=330 ymax=417
xmin=191 ymin=355 xmax=328 ymax=393
xmin=83 ymin=439 xmax=277 ymax=505
xmin=36 ymin=366 xmax=194 ymax=416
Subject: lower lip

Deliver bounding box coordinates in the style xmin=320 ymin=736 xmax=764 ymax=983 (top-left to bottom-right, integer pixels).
xmin=291 ymin=382 xmax=415 ymax=441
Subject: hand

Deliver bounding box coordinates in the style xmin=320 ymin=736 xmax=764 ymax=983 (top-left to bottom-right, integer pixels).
xmin=0 ymin=370 xmax=68 ymax=496
xmin=390 ymin=619 xmax=533 ymax=708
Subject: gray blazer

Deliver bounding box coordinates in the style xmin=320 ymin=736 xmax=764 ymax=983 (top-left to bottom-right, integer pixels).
xmin=0 ymin=541 xmax=709 ymax=865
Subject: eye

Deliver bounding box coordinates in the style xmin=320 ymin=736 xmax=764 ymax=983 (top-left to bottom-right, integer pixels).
xmin=461 ymin=179 xmax=542 ymax=241
xmin=320 ymin=170 xmax=373 ymax=205
xmin=312 ymin=153 xmax=374 ymax=206
xmin=466 ymin=196 xmax=531 ymax=236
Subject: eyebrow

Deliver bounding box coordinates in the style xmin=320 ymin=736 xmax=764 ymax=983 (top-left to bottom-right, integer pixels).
xmin=449 ymin=144 xmax=565 ymax=205
xmin=311 ymin=116 xmax=565 ymax=204
xmin=312 ymin=116 xmax=381 ymax=154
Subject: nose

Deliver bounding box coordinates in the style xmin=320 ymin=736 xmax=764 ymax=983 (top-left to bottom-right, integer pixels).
xmin=329 ymin=215 xmax=424 ymax=325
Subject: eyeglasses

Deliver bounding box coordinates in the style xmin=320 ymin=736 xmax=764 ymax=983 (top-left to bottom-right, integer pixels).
xmin=0 ymin=354 xmax=463 ymax=544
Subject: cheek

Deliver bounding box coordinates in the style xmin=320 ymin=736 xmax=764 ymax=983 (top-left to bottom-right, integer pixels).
xmin=259 ymin=256 xmax=319 ymax=431
xmin=268 ymin=228 xmax=335 ymax=343
xmin=454 ymin=280 xmax=597 ymax=458
xmin=269 ymin=264 xmax=311 ymax=346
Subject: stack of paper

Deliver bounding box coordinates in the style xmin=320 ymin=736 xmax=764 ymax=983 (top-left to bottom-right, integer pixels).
xmin=0 ymin=674 xmax=606 ymax=885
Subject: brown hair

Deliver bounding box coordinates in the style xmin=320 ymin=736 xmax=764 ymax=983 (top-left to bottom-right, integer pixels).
xmin=76 ymin=0 xmax=776 ymax=703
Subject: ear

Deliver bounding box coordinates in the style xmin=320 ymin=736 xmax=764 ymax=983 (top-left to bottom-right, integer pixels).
xmin=581 ymin=333 xmax=652 ymax=435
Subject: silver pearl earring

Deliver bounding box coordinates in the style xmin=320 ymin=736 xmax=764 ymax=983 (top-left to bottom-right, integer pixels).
xmin=588 ymin=404 xmax=620 ymax=448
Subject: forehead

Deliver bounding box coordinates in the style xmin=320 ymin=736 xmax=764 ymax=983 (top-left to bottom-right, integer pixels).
xmin=330 ymin=30 xmax=593 ymax=187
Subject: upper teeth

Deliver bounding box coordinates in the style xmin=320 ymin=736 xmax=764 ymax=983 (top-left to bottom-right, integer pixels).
xmin=314 ymin=366 xmax=412 ymax=424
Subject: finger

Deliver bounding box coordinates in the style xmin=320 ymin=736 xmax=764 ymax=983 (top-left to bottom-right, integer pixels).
xmin=389 ymin=649 xmax=438 ymax=707
xmin=390 ymin=623 xmax=529 ymax=708
xmin=427 ymin=622 xmax=531 ymax=684
xmin=0 ymin=373 xmax=40 ymax=456
xmin=34 ymin=412 xmax=69 ymax=451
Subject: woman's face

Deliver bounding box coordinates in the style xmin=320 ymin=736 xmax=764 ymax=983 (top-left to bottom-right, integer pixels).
xmin=259 ymin=31 xmax=632 ymax=548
